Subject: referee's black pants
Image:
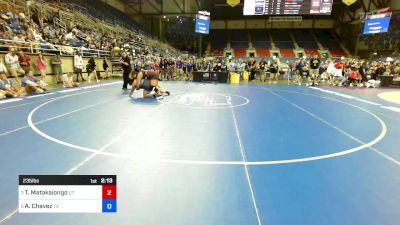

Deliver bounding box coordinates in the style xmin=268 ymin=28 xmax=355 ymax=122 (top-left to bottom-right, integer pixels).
xmin=122 ymin=70 xmax=131 ymax=89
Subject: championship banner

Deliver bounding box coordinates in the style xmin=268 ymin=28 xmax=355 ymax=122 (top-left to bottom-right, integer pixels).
xmin=342 ymin=0 xmax=357 ymax=6
xmin=227 ymin=0 xmax=240 ymax=7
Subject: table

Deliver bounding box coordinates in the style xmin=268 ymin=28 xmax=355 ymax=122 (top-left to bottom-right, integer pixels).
xmin=193 ymin=71 xmax=229 ymax=83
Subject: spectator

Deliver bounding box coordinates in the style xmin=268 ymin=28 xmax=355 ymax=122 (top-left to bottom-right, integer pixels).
xmin=120 ymin=52 xmax=131 ymax=89
xmin=102 ymin=57 xmax=110 ymax=79
xmin=65 ymin=30 xmax=77 ymax=43
xmin=74 ymin=51 xmax=84 ymax=82
xmin=348 ymin=63 xmax=361 ymax=86
xmin=5 ymin=47 xmax=24 ymax=84
xmin=86 ymin=56 xmax=98 ymax=83
xmin=33 ymin=28 xmax=45 ymax=42
xmin=269 ymin=57 xmax=280 ymax=84
xmin=332 ymin=61 xmax=344 ymax=86
xmin=309 ymin=55 xmax=321 ymax=86
xmin=3 ymin=31 xmax=13 ymax=42
xmin=0 ymin=59 xmax=8 ymax=74
xmin=35 ymin=53 xmax=47 ymax=80
xmin=62 ymin=72 xmax=79 ymax=88
xmin=51 ymin=53 xmax=62 ymax=84
xmin=249 ymin=58 xmax=257 ymax=81
xmin=0 ymin=72 xmax=22 ymax=97
xmin=259 ymin=58 xmax=267 ymax=82
xmin=326 ymin=59 xmax=336 ymax=84
xmin=21 ymin=70 xmax=47 ymax=94
xmin=18 ymin=50 xmax=31 ymax=72
xmin=13 ymin=31 xmax=26 ymax=48
xmin=359 ymin=61 xmax=368 ymax=87
xmin=295 ymin=58 xmax=305 ymax=85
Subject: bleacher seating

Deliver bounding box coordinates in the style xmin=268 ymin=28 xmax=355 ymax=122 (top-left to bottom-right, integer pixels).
xmin=210 ymin=30 xmax=227 ymax=49
xmin=63 ymin=0 xmax=142 ymax=34
xmin=271 ymin=30 xmax=292 ymax=41
xmin=234 ymin=49 xmax=246 ymax=57
xmin=232 ymin=41 xmax=249 ymax=49
xmin=293 ymin=29 xmax=320 ymax=57
xmin=0 ymin=0 xmax=180 ymax=59
xmin=251 ymin=30 xmax=272 ymax=49
xmin=275 ymin=42 xmax=295 ymax=49
xmin=272 ymin=30 xmax=294 ymax=49
xmin=207 ymin=28 xmax=352 ymax=59
xmin=211 ymin=48 xmax=224 ymax=57
xmin=256 ymin=49 xmax=270 ymax=57
xmin=292 ymin=30 xmax=318 ymax=49
xmin=314 ymin=30 xmax=340 ymax=49
xmin=330 ymin=49 xmax=347 ymax=57
xmin=231 ymin=29 xmax=248 ymax=49
xmin=304 ymin=49 xmax=320 ymax=57
xmin=280 ymin=49 xmax=295 ymax=58
xmin=253 ymin=41 xmax=272 ymax=49
xmin=165 ymin=17 xmax=196 ymax=52
xmin=314 ymin=30 xmax=347 ymax=57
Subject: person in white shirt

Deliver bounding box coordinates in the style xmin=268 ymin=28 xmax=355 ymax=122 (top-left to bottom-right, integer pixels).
xmin=0 ymin=59 xmax=8 ymax=74
xmin=4 ymin=47 xmax=24 ymax=84
xmin=65 ymin=31 xmax=77 ymax=41
xmin=13 ymin=31 xmax=26 ymax=47
xmin=74 ymin=51 xmax=84 ymax=82
xmin=32 ymin=29 xmax=44 ymax=42
xmin=62 ymin=72 xmax=79 ymax=88
xmin=326 ymin=58 xmax=336 ymax=84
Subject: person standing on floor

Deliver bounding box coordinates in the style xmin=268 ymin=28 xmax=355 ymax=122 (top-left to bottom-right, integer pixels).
xmin=18 ymin=50 xmax=31 ymax=73
xmin=309 ymin=54 xmax=321 ymax=86
xmin=103 ymin=57 xmax=111 ymax=79
xmin=35 ymin=53 xmax=47 ymax=81
xmin=259 ymin=58 xmax=267 ymax=82
xmin=249 ymin=58 xmax=257 ymax=81
xmin=74 ymin=51 xmax=84 ymax=82
xmin=51 ymin=54 xmax=63 ymax=84
xmin=120 ymin=52 xmax=131 ymax=89
xmin=86 ymin=56 xmax=99 ymax=83
xmin=5 ymin=47 xmax=24 ymax=85
xmin=269 ymin=57 xmax=280 ymax=84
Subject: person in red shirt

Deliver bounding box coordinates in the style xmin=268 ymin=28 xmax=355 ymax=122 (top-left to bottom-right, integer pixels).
xmin=18 ymin=50 xmax=31 ymax=72
xmin=35 ymin=53 xmax=47 ymax=80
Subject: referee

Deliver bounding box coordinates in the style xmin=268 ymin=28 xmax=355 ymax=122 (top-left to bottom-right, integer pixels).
xmin=120 ymin=52 xmax=131 ymax=89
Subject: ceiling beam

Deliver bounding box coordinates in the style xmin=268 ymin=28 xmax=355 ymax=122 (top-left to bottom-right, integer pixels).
xmin=171 ymin=0 xmax=185 ymax=13
xmin=126 ymin=2 xmax=141 ymax=14
xmin=344 ymin=8 xmax=355 ymax=22
xmin=195 ymin=0 xmax=200 ymax=10
xmin=144 ymin=0 xmax=162 ymax=13
xmin=370 ymin=0 xmax=379 ymax=9
xmin=360 ymin=0 xmax=367 ymax=12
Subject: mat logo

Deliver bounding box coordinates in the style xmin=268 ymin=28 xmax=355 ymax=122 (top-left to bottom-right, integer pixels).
xmin=176 ymin=94 xmax=231 ymax=107
xmin=164 ymin=93 xmax=249 ymax=108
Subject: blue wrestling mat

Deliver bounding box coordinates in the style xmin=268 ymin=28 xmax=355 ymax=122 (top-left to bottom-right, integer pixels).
xmin=1 ymin=81 xmax=400 ymax=225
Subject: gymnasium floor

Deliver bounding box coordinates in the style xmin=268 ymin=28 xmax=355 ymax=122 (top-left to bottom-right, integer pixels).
xmin=0 ymin=81 xmax=400 ymax=225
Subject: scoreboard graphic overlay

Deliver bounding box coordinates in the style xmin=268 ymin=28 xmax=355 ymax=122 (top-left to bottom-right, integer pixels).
xmin=19 ymin=175 xmax=117 ymax=213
